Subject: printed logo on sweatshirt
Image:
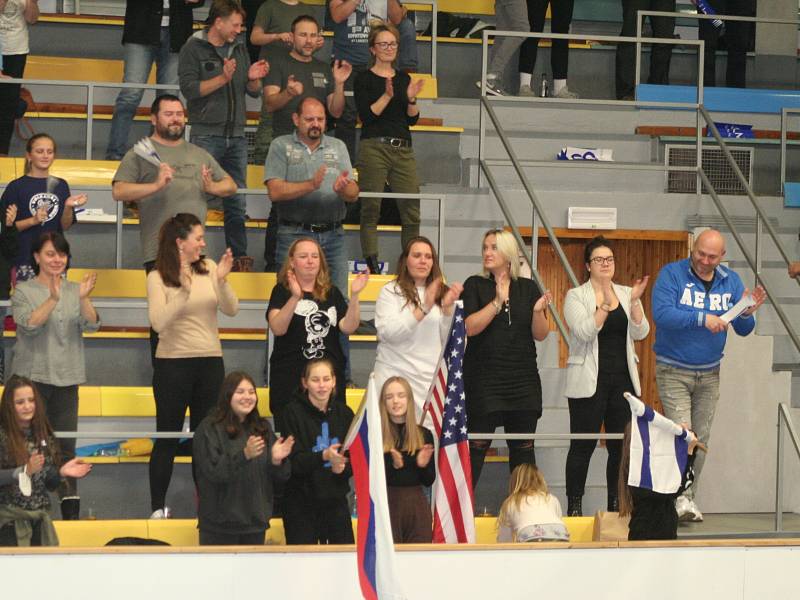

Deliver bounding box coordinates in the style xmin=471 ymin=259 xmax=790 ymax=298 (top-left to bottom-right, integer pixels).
xmin=679 ymin=286 xmax=732 ymax=311
xmin=295 ymin=298 xmax=338 ymax=359
xmin=28 ymin=192 xmax=60 ymax=224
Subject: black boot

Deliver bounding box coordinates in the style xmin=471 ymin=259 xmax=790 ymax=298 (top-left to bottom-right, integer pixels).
xmin=60 ymin=496 xmax=80 ymax=520
xmin=567 ymin=495 xmax=582 ymax=517
xmin=607 ymin=493 xmax=619 ymax=513
xmin=365 ymin=255 xmax=380 ymax=274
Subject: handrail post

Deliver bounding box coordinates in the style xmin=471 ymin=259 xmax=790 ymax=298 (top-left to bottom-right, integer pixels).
xmin=430 ymin=0 xmax=438 ymax=79
xmin=437 ymin=195 xmax=445 ymax=273
xmin=85 ymin=83 xmax=94 ymax=160
xmin=635 ymin=11 xmax=642 ymax=94
xmin=115 ymin=197 xmax=124 ymax=269
xmin=776 ymin=406 xmax=784 ymax=532
xmin=780 ymin=107 xmax=789 ymax=194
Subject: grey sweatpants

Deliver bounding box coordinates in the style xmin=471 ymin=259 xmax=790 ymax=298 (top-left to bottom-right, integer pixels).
xmin=488 ymin=0 xmax=530 ymax=79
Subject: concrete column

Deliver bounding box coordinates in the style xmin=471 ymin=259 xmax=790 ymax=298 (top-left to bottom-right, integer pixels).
xmin=753 ymin=0 xmax=798 ymax=88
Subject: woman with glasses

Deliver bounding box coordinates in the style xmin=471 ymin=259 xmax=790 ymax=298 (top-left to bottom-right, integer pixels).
xmin=563 ymin=236 xmax=649 ymax=516
xmin=463 ymin=229 xmax=552 ymax=490
xmin=353 ymin=22 xmax=424 ymax=274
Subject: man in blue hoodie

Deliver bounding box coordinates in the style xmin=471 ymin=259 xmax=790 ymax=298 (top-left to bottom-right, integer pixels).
xmin=652 ymin=229 xmax=765 ymax=522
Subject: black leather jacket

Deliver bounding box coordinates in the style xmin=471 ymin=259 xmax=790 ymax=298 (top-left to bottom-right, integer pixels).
xmin=121 ymin=0 xmax=205 ymax=53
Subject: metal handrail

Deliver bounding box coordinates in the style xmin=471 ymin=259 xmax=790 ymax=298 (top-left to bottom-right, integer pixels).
xmin=775 ymin=403 xmax=800 ymax=532
xmin=780 ymin=107 xmax=800 ymax=193
xmin=469 ymin=433 xmax=623 ymax=441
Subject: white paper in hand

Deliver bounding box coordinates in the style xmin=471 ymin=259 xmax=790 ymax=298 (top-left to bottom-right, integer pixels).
xmin=18 ymin=469 xmax=32 ymax=497
xmin=720 ymin=293 xmax=756 ymax=323
xmin=133 ymin=138 xmax=162 ymax=167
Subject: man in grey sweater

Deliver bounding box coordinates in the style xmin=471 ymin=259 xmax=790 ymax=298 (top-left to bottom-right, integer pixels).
xmin=178 ymin=0 xmax=269 ymax=271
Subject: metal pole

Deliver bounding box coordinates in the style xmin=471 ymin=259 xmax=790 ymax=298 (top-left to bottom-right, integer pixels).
xmin=482 ymin=98 xmax=580 ymax=288
xmin=478 ymin=30 xmax=489 ymax=187
xmin=780 ymin=108 xmax=789 ymax=193
xmin=696 ymin=39 xmax=705 ymax=195
xmin=437 ymin=195 xmax=446 ymax=273
xmin=776 ymin=407 xmax=784 ymax=532
xmin=115 ymin=198 xmax=124 ymax=269
xmin=430 ymin=0 xmax=438 ymax=79
xmin=755 ymin=212 xmax=762 ymax=288
xmin=480 ymin=161 xmax=570 ymax=346
xmin=86 ymin=83 xmax=94 ymax=160
xmin=635 ymin=10 xmax=642 ymax=95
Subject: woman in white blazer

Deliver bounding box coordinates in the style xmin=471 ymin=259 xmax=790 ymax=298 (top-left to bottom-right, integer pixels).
xmin=563 ymin=236 xmax=649 ymax=517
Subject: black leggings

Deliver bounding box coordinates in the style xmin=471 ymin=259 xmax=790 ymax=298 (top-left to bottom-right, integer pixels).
xmin=199 ymin=529 xmax=265 ymax=546
xmin=468 ymin=409 xmax=539 ymax=489
xmin=0 ymin=53 xmax=27 ymax=155
xmin=149 ymin=356 xmax=224 ymax=512
xmin=37 ymin=382 xmax=79 ymax=499
xmin=0 ymin=521 xmax=42 ymax=546
xmin=519 ymin=0 xmax=575 ymax=79
xmin=283 ymin=494 xmax=354 ymax=545
xmin=565 ymin=371 xmax=632 ymax=498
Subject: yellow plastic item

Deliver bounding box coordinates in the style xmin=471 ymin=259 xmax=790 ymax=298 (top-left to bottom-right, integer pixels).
xmin=120 ymin=438 xmax=154 ymax=457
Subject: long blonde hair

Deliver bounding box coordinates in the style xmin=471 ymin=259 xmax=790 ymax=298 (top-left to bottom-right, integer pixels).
xmin=379 ymin=376 xmax=424 ymax=453
xmin=497 ymin=464 xmax=550 ymax=530
xmin=277 ymin=237 xmax=332 ymax=301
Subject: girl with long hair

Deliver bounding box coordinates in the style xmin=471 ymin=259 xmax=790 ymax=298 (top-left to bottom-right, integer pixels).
xmin=563 ymin=235 xmax=649 ymax=516
xmin=281 ymin=358 xmax=355 ymax=545
xmin=373 ymin=236 xmax=462 ymax=421
xmin=11 ymin=231 xmax=98 ymax=520
xmin=463 ymin=229 xmax=552 ymax=490
xmin=379 ymin=376 xmax=434 ymax=543
xmin=496 ymin=463 xmax=568 ymax=542
xmin=0 ymin=376 xmax=91 ymax=546
xmin=146 ymin=212 xmax=239 ymax=519
xmin=193 ymin=371 xmax=294 ymax=545
xmin=0 ymin=133 xmax=87 ymax=281
xmin=267 ymin=238 xmax=367 ymax=431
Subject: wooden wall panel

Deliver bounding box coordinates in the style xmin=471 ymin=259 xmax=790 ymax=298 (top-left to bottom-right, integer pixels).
xmin=532 ymin=229 xmax=690 ymax=411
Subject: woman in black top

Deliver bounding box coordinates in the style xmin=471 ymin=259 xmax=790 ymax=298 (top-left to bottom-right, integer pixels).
xmin=563 ymin=236 xmax=649 ymax=516
xmin=267 ymin=238 xmax=367 ymax=432
xmin=462 ymin=229 xmax=552 ymax=490
xmin=353 ymin=22 xmax=425 ymax=274
xmin=380 ymin=376 xmax=435 ymax=543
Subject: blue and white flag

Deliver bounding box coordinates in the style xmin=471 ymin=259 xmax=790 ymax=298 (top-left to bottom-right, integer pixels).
xmin=692 ymin=0 xmax=724 ymax=29
xmin=624 ymin=393 xmax=695 ymax=495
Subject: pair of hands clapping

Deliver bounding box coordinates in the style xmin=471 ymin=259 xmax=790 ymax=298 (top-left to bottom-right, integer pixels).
xmin=25 ymin=451 xmax=91 ymax=479
xmin=47 ymin=272 xmax=96 ymax=302
xmin=389 ymin=444 xmax=434 ymax=470
xmin=244 ymin=433 xmax=296 ymax=466
xmin=383 ymin=76 xmax=425 ymax=102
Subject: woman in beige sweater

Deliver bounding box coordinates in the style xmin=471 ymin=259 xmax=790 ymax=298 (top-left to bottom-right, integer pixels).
xmin=146 ymin=213 xmax=239 ymax=519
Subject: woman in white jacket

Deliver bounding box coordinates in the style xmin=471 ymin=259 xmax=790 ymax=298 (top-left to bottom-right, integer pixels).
xmin=373 ymin=237 xmax=463 ymax=426
xmin=563 ymin=236 xmax=649 ymax=516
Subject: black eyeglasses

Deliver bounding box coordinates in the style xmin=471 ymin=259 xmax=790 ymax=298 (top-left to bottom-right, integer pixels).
xmin=374 ymin=42 xmax=398 ymax=49
xmin=590 ymin=256 xmax=615 ymax=265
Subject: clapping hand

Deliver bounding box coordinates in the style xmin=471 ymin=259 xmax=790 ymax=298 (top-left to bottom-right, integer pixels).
xmin=332 ymin=59 xmax=352 ymax=84
xmin=286 ymin=74 xmax=304 ymax=97
xmin=441 ymin=281 xmax=463 ymax=309
xmin=423 ymin=277 xmax=442 ymax=314
xmin=631 ymin=275 xmax=650 ymax=302
xmin=244 ymin=434 xmax=266 ymax=460
xmin=200 ymin=164 xmax=214 ymax=192
xmin=494 ymin=269 xmax=510 ymax=304
xmin=384 ymin=76 xmax=394 ymax=99
xmin=406 ymin=77 xmax=424 ymax=102
xmin=26 ymin=451 xmax=45 ymax=475
xmin=65 ymin=193 xmax=88 ymax=209
xmin=222 ymin=58 xmax=237 ymax=82
xmin=59 ymin=458 xmax=92 ymax=479
xmin=534 ymin=290 xmax=553 ymax=313
xmin=332 ymin=169 xmax=352 ymax=194
xmin=157 ymin=162 xmax=175 ymax=189
xmin=311 ymin=165 xmax=326 ymax=190
xmin=389 ymin=448 xmax=404 ymax=469
xmin=5 ymin=203 xmax=16 ymax=227
xmin=271 ymin=435 xmax=295 ymax=465
xmin=249 ymin=59 xmax=269 ymax=80
xmin=47 ymin=273 xmax=62 ymax=302
xmin=350 ymin=271 xmax=369 ymax=295
xmin=34 ymin=205 xmax=48 ymax=224
xmin=416 ymin=444 xmax=434 ymax=468
xmin=217 ymin=248 xmax=234 ymax=281
xmin=286 ymin=269 xmax=303 ymax=299
xmin=78 ymin=272 xmax=97 ymax=299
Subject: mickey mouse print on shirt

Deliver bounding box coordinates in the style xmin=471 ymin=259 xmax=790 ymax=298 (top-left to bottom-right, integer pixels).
xmin=295 ymin=298 xmax=338 ymax=359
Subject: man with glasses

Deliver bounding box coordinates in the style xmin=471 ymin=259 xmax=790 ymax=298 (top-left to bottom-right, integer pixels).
xmin=651 ymin=229 xmax=765 ymax=521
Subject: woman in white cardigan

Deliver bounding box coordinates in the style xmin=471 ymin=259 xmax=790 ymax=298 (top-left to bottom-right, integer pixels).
xmin=373 ymin=237 xmax=463 ymax=427
xmin=563 ymin=236 xmax=649 ymax=516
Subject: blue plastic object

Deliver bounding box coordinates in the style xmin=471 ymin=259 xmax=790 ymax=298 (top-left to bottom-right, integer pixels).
xmin=637 ymin=85 xmax=800 ymax=114
xmin=784 ymin=182 xmax=800 ymax=208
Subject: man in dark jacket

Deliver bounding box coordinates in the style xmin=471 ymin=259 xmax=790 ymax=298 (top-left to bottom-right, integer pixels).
xmin=106 ymin=0 xmax=205 ymax=160
xmin=178 ymin=0 xmax=269 ymax=272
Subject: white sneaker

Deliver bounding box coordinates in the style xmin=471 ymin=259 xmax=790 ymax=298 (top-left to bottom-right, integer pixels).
xmin=675 ymin=495 xmax=691 ymax=521
xmin=554 ymin=85 xmax=579 ymax=99
xmin=475 ymin=75 xmax=509 ymax=97
xmin=149 ymin=507 xmax=172 ymax=519
xmin=686 ymin=499 xmax=703 ymax=522
xmin=518 ymin=84 xmax=537 ymax=97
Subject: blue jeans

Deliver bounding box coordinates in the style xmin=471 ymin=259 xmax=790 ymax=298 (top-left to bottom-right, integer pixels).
xmin=398 ymin=16 xmax=418 ymax=71
xmin=106 ymin=28 xmax=178 ymax=160
xmin=190 ymin=134 xmax=248 ymax=257
xmin=275 ymin=224 xmax=351 ymax=380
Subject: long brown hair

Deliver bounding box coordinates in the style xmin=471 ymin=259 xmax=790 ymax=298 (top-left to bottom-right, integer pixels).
xmin=618 ymin=423 xmax=633 ymax=517
xmin=212 ymin=371 xmax=268 ymax=440
xmin=277 ymin=237 xmax=332 ymax=302
xmin=393 ymin=236 xmax=447 ymax=310
xmin=0 ymin=376 xmax=57 ymax=467
xmin=497 ymin=463 xmax=550 ymax=533
xmin=301 ymin=357 xmax=337 ymax=401
xmin=379 ymin=376 xmax=424 ymax=453
xmin=24 ymin=133 xmax=57 ymax=174
xmin=155 ymin=213 xmax=209 ymax=287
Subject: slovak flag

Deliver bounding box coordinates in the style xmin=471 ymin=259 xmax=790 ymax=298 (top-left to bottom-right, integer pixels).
xmin=344 ymin=375 xmax=406 ymax=600
xmin=624 ymin=392 xmax=695 ymax=494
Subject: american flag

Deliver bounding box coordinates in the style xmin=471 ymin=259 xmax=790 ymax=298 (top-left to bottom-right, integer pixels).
xmin=425 ymin=303 xmax=476 ymax=543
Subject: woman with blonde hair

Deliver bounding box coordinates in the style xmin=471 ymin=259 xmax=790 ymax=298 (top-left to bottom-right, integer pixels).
xmin=496 ymin=463 xmax=568 ymax=542
xmin=379 ymin=376 xmax=435 ymax=543
xmin=373 ymin=236 xmax=462 ymax=421
xmin=463 ymin=229 xmax=552 ymax=489
xmin=267 ymin=238 xmax=367 ymax=431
